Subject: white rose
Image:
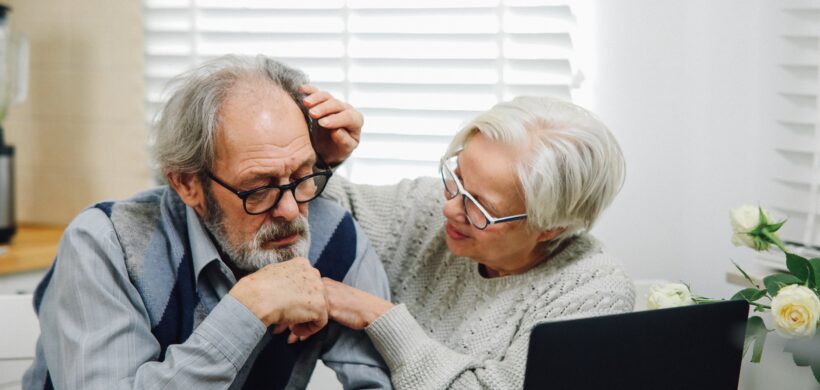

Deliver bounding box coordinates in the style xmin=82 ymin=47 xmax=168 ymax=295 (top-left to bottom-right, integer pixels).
xmin=647 ymin=283 xmax=694 ymax=309
xmin=771 ymin=284 xmax=820 ymax=339
xmin=730 ymin=205 xmax=776 ymax=250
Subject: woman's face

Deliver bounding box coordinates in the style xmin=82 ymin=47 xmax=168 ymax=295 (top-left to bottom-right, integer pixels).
xmin=442 ymin=132 xmax=549 ymax=277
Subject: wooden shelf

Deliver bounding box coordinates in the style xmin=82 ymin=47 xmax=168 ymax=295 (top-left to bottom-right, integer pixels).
xmin=0 ymin=225 xmax=64 ymax=275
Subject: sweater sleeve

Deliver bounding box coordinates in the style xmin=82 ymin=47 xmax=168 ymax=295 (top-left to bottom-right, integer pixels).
xmin=364 ymin=270 xmax=635 ymax=390
xmin=322 ymin=175 xmax=445 ymax=279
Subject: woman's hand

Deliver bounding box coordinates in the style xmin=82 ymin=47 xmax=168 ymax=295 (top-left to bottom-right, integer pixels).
xmin=287 ymin=278 xmax=394 ymax=344
xmin=323 ymin=278 xmax=395 ymax=329
xmin=300 ymin=85 xmax=363 ymax=167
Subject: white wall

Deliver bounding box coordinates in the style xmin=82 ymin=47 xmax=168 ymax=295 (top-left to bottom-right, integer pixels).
xmin=574 ymin=1 xmax=764 ymax=298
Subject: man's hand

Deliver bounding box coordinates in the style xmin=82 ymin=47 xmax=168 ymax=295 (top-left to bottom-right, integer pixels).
xmin=300 ymin=85 xmax=363 ymax=167
xmin=229 ymin=258 xmax=328 ymax=338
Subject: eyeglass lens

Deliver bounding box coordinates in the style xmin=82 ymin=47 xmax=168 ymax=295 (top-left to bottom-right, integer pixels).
xmin=245 ymin=174 xmax=328 ymax=214
xmin=441 ymin=159 xmax=489 ymax=229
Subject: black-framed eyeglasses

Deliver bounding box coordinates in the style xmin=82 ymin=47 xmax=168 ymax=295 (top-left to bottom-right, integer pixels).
xmin=205 ymin=92 xmax=338 ymax=215
xmin=439 ymin=154 xmax=527 ymax=230
xmin=208 ymin=169 xmax=332 ymax=215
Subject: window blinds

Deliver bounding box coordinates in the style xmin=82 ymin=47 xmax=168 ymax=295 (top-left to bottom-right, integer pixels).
xmin=144 ymin=0 xmax=580 ymax=185
xmin=768 ymin=0 xmax=820 ymax=255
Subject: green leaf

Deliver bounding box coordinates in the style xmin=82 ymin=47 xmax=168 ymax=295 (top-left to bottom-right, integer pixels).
xmin=758 ymin=207 xmax=769 ymax=226
xmin=733 ymin=261 xmax=760 ymax=288
xmin=731 ymin=288 xmax=767 ymax=302
xmin=763 ymin=273 xmax=802 ymax=297
xmin=810 ymin=258 xmax=820 ymax=288
xmin=766 ymin=219 xmax=786 ymax=232
xmin=786 ymin=253 xmax=813 ymax=285
xmin=744 ymin=316 xmax=768 ymax=363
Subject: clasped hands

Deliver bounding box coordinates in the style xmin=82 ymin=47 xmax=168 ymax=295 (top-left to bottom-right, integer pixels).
xmin=229 ymin=257 xmax=395 ymax=343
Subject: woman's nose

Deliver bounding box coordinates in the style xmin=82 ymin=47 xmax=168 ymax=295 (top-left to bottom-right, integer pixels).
xmin=442 ymin=194 xmax=467 ymax=223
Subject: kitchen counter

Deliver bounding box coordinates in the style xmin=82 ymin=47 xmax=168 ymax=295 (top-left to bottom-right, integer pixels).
xmin=0 ymin=225 xmax=63 ymax=275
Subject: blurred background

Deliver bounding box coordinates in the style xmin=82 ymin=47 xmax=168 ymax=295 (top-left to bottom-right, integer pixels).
xmin=0 ymin=0 xmax=818 ymax=388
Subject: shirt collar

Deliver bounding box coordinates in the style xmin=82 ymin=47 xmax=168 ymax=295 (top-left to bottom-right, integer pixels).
xmin=185 ymin=206 xmax=224 ymax=283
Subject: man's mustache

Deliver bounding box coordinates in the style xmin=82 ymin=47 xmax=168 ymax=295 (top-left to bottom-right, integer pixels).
xmin=255 ymin=217 xmax=308 ymax=244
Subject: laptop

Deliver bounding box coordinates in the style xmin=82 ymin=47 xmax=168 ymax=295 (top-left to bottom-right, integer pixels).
xmin=524 ymin=300 xmax=749 ymax=390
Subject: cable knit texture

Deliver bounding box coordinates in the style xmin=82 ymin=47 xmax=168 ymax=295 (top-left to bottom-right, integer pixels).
xmin=322 ymin=176 xmax=635 ymax=390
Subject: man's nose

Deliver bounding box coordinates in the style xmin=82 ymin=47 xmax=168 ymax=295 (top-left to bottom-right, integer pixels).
xmin=269 ymin=189 xmax=300 ymax=221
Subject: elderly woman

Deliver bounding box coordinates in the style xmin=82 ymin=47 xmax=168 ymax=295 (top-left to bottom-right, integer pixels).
xmin=311 ymin=96 xmax=634 ymax=389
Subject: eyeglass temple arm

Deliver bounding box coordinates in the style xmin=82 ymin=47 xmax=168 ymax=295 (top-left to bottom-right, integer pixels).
xmin=208 ymin=173 xmax=244 ymax=196
xmin=493 ymin=214 xmax=528 ymax=223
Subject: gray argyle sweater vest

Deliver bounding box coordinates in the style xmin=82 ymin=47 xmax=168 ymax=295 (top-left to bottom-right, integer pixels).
xmin=27 ymin=186 xmax=359 ymax=389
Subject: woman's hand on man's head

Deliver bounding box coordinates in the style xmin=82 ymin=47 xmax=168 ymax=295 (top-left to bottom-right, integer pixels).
xmin=299 ymin=84 xmax=363 ymax=167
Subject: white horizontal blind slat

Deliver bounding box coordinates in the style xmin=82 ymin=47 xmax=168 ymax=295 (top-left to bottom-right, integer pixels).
xmin=349 ymin=0 xmax=500 ymax=9
xmin=196 ymin=0 xmax=345 ymax=10
xmin=769 ymin=1 xmax=820 ymax=248
xmin=144 ymin=0 xmax=579 ymax=184
xmin=782 ymin=0 xmax=820 ymax=10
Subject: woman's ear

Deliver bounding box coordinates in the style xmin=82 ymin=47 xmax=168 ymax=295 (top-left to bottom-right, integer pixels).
xmin=167 ymin=171 xmax=207 ymax=214
xmin=538 ymin=227 xmax=565 ymax=242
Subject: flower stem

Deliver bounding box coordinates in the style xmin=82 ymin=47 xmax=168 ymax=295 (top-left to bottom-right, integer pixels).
xmin=762 ymin=229 xmax=787 ymax=253
xmin=749 ymin=302 xmax=771 ymax=311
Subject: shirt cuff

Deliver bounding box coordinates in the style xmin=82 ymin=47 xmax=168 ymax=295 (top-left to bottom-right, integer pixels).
xmin=364 ymin=303 xmax=430 ymax=371
xmin=194 ymin=294 xmax=267 ymax=371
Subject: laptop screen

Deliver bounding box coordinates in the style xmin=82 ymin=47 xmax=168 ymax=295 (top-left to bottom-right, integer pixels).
xmin=524 ymin=300 xmax=748 ymax=390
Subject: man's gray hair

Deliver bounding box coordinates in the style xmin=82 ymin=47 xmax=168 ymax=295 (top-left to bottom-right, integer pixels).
xmin=445 ymin=96 xmax=626 ymax=252
xmin=150 ymin=55 xmax=309 ymax=176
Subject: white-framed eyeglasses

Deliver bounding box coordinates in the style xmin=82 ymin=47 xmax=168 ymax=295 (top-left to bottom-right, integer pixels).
xmin=439 ymin=155 xmax=528 ymax=230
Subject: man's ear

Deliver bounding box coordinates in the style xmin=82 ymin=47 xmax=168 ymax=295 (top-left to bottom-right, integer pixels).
xmin=538 ymin=227 xmax=565 ymax=243
xmin=166 ymin=171 xmax=206 ymax=214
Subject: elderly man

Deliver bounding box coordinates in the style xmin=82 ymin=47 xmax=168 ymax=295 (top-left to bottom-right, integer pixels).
xmin=23 ymin=55 xmax=390 ymax=389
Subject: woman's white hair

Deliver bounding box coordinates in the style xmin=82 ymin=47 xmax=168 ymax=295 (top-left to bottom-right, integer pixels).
xmin=150 ymin=55 xmax=309 ymax=176
xmin=445 ymin=96 xmax=625 ymax=252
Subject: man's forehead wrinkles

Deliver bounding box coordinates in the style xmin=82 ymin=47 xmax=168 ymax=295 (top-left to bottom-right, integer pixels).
xmin=232 ymin=142 xmax=315 ymax=183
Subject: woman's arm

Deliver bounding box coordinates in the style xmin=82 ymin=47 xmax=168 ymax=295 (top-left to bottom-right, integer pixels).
xmin=321 ymin=175 xmax=445 ymax=279
xmin=324 ymin=272 xmax=635 ymax=390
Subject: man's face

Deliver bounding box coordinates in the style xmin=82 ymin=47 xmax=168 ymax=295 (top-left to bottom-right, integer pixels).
xmin=201 ymin=77 xmax=316 ymax=271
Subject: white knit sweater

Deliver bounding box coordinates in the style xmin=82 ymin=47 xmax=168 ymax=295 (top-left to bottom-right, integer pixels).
xmin=323 ymin=176 xmax=635 ymax=390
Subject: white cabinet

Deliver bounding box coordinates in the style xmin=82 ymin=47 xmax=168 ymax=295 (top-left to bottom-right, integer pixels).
xmin=0 ymin=294 xmax=39 ymax=390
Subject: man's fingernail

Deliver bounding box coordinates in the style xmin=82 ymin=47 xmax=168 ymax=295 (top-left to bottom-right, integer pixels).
xmin=318 ymin=118 xmax=328 ymax=126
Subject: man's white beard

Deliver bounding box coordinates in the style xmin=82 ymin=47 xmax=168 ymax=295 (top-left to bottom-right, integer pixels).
xmin=202 ymin=184 xmax=311 ymax=271
xmin=228 ymin=224 xmax=310 ymax=271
